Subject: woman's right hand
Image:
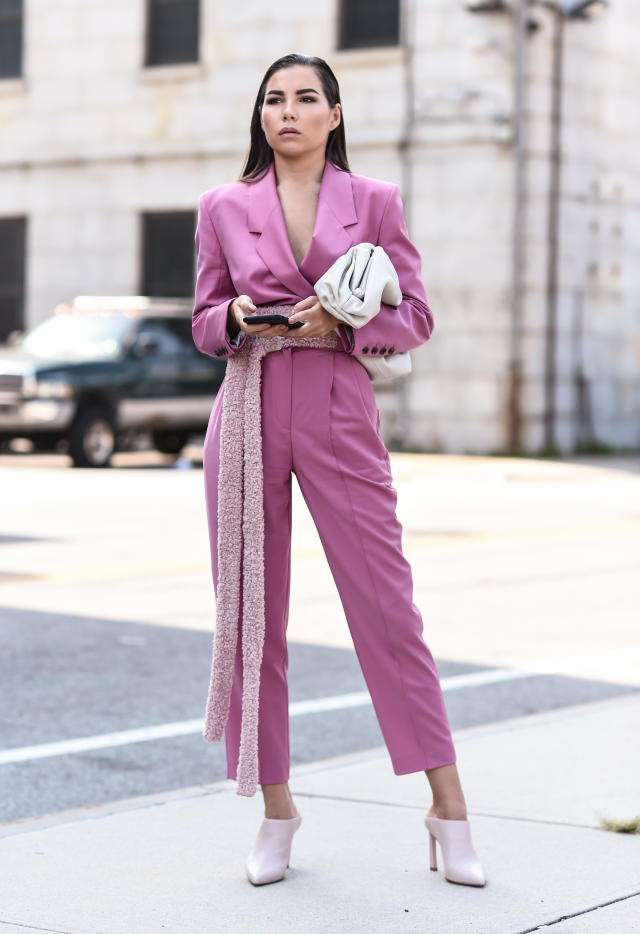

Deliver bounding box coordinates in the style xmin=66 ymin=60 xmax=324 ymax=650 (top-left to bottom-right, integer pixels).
xmin=228 ymin=295 xmax=290 ymax=339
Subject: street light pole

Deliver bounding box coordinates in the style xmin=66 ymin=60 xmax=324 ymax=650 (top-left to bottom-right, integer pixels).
xmin=399 ymin=0 xmax=416 ymax=234
xmin=538 ymin=0 xmax=609 ymax=451
xmin=543 ymin=4 xmax=565 ymax=453
xmin=466 ymin=0 xmax=608 ymax=455
xmin=392 ymin=0 xmax=417 ymax=452
xmin=507 ymin=0 xmax=530 ymax=453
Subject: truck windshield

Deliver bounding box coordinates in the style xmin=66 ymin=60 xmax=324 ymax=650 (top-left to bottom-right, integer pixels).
xmin=21 ymin=313 xmax=136 ymax=360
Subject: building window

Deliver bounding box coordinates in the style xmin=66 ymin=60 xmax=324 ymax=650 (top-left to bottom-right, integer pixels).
xmin=141 ymin=212 xmax=196 ymax=298
xmin=145 ymin=0 xmax=200 ymax=67
xmin=0 ymin=0 xmax=23 ymax=79
xmin=338 ymin=0 xmax=400 ymax=49
xmin=0 ymin=217 xmax=26 ymax=341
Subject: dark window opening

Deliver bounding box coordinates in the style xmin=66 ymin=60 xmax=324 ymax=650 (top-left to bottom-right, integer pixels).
xmin=141 ymin=212 xmax=197 ymax=298
xmin=338 ymin=0 xmax=400 ymax=50
xmin=0 ymin=0 xmax=23 ymax=79
xmin=145 ymin=0 xmax=200 ymax=67
xmin=338 ymin=0 xmax=400 ymax=49
xmin=0 ymin=217 xmax=26 ymax=341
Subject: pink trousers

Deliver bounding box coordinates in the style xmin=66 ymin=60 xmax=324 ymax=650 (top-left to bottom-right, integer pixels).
xmin=202 ymin=344 xmax=456 ymax=784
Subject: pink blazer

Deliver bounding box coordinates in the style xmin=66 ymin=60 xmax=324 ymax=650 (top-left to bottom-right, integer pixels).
xmin=192 ymin=158 xmax=434 ymax=361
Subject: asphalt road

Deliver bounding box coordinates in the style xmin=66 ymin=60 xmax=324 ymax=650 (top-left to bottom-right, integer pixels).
xmin=1 ymin=444 xmax=639 ymax=824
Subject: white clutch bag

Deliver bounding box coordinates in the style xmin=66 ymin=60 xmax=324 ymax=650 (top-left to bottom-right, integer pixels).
xmin=313 ymin=242 xmax=412 ymax=382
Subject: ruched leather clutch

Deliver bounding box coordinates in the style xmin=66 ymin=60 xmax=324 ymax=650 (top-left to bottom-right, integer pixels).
xmin=314 ymin=242 xmax=411 ymax=381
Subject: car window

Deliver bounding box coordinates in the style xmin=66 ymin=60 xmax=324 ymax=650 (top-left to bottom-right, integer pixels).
xmin=135 ymin=319 xmax=187 ymax=355
xmin=21 ymin=313 xmax=136 ymax=360
xmin=158 ymin=317 xmax=193 ymax=346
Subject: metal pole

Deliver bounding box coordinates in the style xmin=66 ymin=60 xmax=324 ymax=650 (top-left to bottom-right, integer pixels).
xmin=399 ymin=0 xmax=415 ymax=230
xmin=392 ymin=0 xmax=416 ymax=450
xmin=543 ymin=7 xmax=564 ymax=452
xmin=507 ymin=0 xmax=529 ymax=453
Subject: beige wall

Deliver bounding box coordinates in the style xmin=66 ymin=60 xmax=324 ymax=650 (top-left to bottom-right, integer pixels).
xmin=522 ymin=0 xmax=640 ymax=451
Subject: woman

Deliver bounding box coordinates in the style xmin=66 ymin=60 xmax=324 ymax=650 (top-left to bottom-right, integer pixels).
xmin=193 ymin=53 xmax=485 ymax=889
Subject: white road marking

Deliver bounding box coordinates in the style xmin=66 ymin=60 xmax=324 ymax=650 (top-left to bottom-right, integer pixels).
xmin=1 ymin=645 xmax=638 ymax=766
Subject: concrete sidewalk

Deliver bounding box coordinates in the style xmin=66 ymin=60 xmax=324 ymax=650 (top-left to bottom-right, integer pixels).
xmin=1 ymin=693 xmax=639 ymax=934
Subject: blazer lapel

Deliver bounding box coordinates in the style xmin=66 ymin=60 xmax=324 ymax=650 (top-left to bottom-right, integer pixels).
xmin=300 ymin=160 xmax=358 ymax=286
xmin=248 ymin=159 xmax=358 ymax=294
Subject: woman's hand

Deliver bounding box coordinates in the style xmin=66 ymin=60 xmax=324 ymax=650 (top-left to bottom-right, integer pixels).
xmin=287 ymin=296 xmax=340 ymax=337
xmin=228 ymin=295 xmax=290 ymax=339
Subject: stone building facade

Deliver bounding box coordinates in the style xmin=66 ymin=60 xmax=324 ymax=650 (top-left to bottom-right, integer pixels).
xmin=0 ymin=0 xmax=637 ymax=453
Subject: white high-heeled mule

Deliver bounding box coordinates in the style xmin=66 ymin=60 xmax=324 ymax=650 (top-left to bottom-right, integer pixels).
xmin=246 ymin=814 xmax=302 ymax=885
xmin=424 ymin=815 xmax=486 ymax=887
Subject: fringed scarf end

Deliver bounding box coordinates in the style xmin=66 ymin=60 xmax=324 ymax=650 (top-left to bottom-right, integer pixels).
xmin=202 ymin=725 xmax=223 ymax=743
xmin=203 ymin=313 xmax=340 ymax=800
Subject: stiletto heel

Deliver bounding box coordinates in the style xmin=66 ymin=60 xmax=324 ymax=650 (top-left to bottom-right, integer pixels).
xmin=429 ymin=831 xmax=437 ymax=871
xmin=246 ymin=814 xmax=302 ymax=885
xmin=424 ymin=816 xmax=485 ymax=887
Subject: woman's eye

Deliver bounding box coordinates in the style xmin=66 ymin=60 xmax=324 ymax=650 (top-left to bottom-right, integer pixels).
xmin=265 ymin=96 xmax=316 ymax=104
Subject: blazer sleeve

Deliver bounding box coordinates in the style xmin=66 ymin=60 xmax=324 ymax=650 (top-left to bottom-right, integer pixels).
xmin=192 ymin=193 xmax=247 ymax=358
xmin=336 ymin=184 xmax=434 ymax=357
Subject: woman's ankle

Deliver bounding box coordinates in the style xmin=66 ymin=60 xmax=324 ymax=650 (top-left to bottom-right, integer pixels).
xmin=261 ymin=782 xmax=300 ymax=820
xmin=426 ymin=801 xmax=467 ymax=821
xmin=424 ymin=763 xmax=467 ymax=820
xmin=264 ymin=798 xmax=300 ymax=819
xmin=264 ymin=807 xmax=300 ymax=819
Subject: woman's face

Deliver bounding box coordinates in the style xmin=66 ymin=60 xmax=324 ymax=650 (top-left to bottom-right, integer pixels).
xmin=260 ymin=65 xmax=341 ymax=160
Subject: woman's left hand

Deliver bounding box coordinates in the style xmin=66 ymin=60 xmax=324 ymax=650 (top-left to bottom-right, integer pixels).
xmin=287 ymin=296 xmax=340 ymax=337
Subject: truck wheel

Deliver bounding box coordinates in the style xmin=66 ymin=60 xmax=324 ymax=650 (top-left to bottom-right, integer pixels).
xmin=152 ymin=429 xmax=190 ymax=455
xmin=68 ymin=406 xmax=116 ymax=468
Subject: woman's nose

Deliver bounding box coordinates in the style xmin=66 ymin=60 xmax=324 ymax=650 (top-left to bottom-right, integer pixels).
xmin=282 ymin=100 xmax=297 ymax=119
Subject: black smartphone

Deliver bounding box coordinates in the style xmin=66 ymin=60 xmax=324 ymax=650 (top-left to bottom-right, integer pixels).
xmin=243 ymin=313 xmax=304 ymax=329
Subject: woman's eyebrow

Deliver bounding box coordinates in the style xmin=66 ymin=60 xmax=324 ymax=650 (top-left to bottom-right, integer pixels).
xmin=265 ymin=88 xmax=320 ymax=95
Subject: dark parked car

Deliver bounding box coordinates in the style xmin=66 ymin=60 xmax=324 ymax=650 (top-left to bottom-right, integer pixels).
xmin=0 ymin=296 xmax=226 ymax=467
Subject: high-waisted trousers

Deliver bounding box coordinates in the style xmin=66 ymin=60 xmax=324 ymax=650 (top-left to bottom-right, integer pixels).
xmin=202 ymin=343 xmax=456 ymax=784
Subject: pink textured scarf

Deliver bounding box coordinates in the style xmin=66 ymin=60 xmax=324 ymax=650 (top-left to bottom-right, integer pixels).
xmin=203 ymin=304 xmax=340 ymax=797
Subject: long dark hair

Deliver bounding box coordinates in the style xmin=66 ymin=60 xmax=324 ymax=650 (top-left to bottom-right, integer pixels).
xmin=239 ymin=53 xmax=350 ymax=182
